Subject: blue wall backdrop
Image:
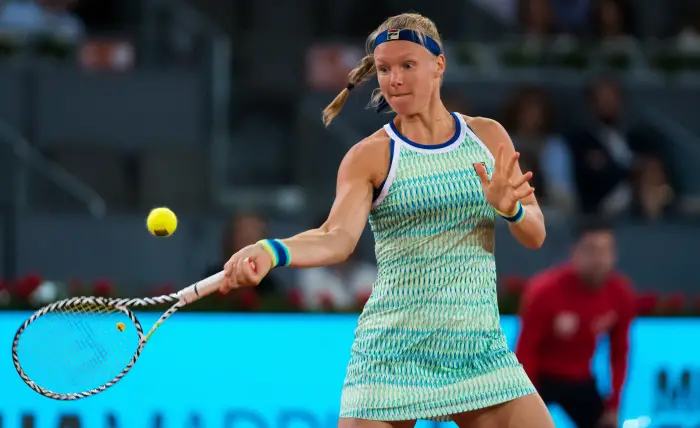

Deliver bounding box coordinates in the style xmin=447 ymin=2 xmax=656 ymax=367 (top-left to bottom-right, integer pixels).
xmin=1 ymin=314 xmax=699 ymax=428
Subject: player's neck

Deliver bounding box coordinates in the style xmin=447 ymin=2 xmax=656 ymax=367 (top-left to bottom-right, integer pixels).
xmin=395 ymin=101 xmax=453 ymax=146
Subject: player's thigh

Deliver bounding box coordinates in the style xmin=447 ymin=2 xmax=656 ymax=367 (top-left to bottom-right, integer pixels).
xmin=338 ymin=418 xmax=416 ymax=428
xmin=452 ymin=393 xmax=555 ymax=428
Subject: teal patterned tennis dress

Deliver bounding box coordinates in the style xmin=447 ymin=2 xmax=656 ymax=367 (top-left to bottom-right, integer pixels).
xmin=339 ymin=113 xmax=536 ymax=421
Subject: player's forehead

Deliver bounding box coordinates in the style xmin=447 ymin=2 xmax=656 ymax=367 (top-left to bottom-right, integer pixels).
xmin=373 ymin=41 xmax=427 ymax=63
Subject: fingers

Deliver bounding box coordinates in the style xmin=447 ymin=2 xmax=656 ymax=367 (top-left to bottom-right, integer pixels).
xmin=505 ymin=151 xmax=519 ymax=178
xmin=221 ymin=257 xmax=237 ymax=293
xmin=223 ymin=259 xmax=233 ymax=278
xmin=513 ymin=186 xmax=535 ymax=201
xmin=495 ymin=144 xmax=505 ymax=175
xmin=235 ymin=256 xmax=249 ymax=285
xmin=511 ymin=170 xmax=534 ymax=201
xmin=511 ymin=170 xmax=533 ymax=189
xmin=220 ymin=246 xmax=264 ymax=294
xmin=473 ymin=162 xmax=490 ymax=188
xmin=236 ymin=256 xmax=261 ymax=286
xmin=247 ymin=258 xmax=258 ymax=275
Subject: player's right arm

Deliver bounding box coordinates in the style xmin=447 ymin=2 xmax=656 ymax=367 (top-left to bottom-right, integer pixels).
xmin=277 ymin=137 xmax=385 ymax=267
xmin=221 ymin=133 xmax=390 ymax=289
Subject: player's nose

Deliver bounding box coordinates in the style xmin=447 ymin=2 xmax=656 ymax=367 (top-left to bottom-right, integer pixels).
xmin=389 ymin=70 xmax=404 ymax=87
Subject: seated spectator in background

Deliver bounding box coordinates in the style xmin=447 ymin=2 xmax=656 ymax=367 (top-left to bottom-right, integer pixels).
xmin=566 ymin=75 xmax=675 ymax=218
xmin=631 ymin=156 xmax=676 ymax=220
xmin=295 ymin=214 xmax=376 ymax=311
xmin=205 ymin=211 xmax=279 ymax=295
xmin=518 ymin=0 xmax=554 ymax=40
xmin=676 ymin=6 xmax=700 ymax=52
xmin=591 ymin=0 xmax=636 ymax=40
xmin=549 ymin=0 xmax=591 ymax=36
xmin=503 ymin=85 xmax=576 ymax=212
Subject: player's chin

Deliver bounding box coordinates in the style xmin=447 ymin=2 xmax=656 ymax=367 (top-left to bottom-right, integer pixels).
xmin=388 ymin=96 xmax=417 ymax=114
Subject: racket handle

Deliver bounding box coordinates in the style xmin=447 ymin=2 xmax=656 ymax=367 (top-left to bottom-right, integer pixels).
xmin=176 ymin=260 xmax=258 ymax=304
xmin=176 ymin=271 xmax=225 ymax=303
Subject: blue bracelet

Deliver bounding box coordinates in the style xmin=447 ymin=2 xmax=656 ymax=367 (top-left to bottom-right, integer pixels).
xmin=494 ymin=201 xmax=526 ymax=223
xmin=257 ymin=239 xmax=292 ymax=267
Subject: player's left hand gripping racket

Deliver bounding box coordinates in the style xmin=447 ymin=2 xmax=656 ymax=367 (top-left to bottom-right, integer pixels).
xmin=11 ymin=268 xmax=245 ymax=400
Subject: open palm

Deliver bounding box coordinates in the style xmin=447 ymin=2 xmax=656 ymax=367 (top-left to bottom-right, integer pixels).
xmin=474 ymin=144 xmax=534 ymax=215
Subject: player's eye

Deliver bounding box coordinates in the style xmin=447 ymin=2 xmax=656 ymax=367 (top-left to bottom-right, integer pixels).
xmin=403 ymin=62 xmax=415 ymax=69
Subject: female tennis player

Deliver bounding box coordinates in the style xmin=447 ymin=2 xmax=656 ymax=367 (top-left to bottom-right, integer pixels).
xmin=221 ymin=12 xmax=553 ymax=428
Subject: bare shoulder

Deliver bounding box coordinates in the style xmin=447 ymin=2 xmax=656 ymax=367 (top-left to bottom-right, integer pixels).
xmin=341 ymin=128 xmax=392 ymax=186
xmin=357 ymin=128 xmax=391 ymax=152
xmin=462 ymin=115 xmax=511 ymax=151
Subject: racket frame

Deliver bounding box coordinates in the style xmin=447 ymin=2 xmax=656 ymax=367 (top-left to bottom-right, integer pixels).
xmin=11 ymin=271 xmax=225 ymax=400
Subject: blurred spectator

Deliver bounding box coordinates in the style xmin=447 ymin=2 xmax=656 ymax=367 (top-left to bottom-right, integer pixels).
xmin=518 ymin=0 xmax=554 ymax=39
xmin=550 ymin=0 xmax=591 ymax=35
xmin=565 ymin=75 xmax=675 ymax=218
xmin=503 ymin=85 xmax=576 ymax=212
xmin=0 ymin=0 xmax=84 ymax=40
xmin=591 ymin=0 xmax=636 ymax=40
xmin=631 ymin=156 xmax=675 ymax=221
xmin=676 ymin=7 xmax=700 ymax=52
xmin=516 ymin=217 xmax=636 ymax=428
xmin=295 ymin=214 xmax=376 ymax=311
xmin=204 ymin=211 xmax=280 ymax=295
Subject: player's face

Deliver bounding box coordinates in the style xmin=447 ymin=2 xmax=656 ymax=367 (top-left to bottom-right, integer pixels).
xmin=572 ymin=231 xmax=617 ymax=285
xmin=374 ymin=41 xmax=444 ymax=115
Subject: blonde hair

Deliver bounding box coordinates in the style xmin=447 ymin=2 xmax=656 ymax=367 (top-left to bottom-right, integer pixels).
xmin=321 ymin=13 xmax=443 ymax=127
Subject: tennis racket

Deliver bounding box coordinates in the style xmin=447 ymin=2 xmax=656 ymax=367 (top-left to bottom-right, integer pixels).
xmin=11 ymin=265 xmax=251 ymax=401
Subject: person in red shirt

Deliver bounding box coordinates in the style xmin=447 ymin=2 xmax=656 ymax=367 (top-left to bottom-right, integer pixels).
xmin=515 ymin=218 xmax=636 ymax=428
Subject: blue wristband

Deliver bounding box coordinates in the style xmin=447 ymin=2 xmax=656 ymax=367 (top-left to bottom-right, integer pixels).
xmin=257 ymin=239 xmax=291 ymax=267
xmin=495 ymin=201 xmax=526 ymax=223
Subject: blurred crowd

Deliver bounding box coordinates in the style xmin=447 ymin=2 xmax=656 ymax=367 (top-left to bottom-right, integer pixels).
xmin=500 ymin=75 xmax=675 ymax=220
xmin=0 ymin=0 xmax=696 ymax=313
xmin=2 ymin=208 xmax=697 ymax=317
xmin=474 ymin=0 xmax=700 ymax=44
xmin=0 ymin=210 xmax=378 ymax=313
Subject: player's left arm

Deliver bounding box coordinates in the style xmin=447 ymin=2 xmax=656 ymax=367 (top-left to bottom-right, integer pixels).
xmin=466 ymin=116 xmax=546 ymax=249
xmin=607 ymin=278 xmax=636 ymax=411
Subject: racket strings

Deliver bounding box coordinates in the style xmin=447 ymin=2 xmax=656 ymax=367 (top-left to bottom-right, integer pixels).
xmin=16 ymin=302 xmax=139 ymax=395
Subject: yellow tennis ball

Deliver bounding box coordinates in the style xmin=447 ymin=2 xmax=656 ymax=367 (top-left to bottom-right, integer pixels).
xmin=116 ymin=322 xmax=125 ymax=332
xmin=146 ymin=207 xmax=178 ymax=237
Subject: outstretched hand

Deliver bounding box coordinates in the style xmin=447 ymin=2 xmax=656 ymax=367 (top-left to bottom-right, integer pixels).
xmin=473 ymin=143 xmax=534 ymax=215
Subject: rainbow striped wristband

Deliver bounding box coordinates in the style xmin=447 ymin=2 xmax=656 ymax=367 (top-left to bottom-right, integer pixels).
xmin=494 ymin=201 xmax=526 ymax=223
xmin=257 ymin=239 xmax=291 ymax=268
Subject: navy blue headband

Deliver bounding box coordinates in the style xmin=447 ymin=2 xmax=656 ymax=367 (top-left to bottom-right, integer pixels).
xmin=371 ymin=29 xmax=443 ymax=113
xmin=372 ymin=29 xmax=443 ymax=56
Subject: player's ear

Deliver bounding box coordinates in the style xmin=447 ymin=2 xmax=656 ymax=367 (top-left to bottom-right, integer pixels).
xmin=435 ymin=54 xmax=446 ymax=77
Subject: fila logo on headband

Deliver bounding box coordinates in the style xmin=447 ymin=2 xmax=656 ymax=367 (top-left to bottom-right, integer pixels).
xmin=387 ymin=29 xmax=401 ymax=40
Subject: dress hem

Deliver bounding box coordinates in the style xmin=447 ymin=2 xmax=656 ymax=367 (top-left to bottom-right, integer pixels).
xmin=338 ymin=385 xmax=537 ymax=422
